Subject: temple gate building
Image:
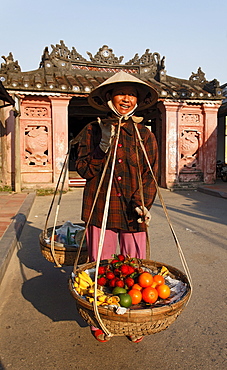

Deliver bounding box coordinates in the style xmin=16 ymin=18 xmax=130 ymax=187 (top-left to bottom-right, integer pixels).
xmin=0 ymin=41 xmax=223 ymax=190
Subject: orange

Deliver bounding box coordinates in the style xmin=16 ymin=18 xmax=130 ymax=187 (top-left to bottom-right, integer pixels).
xmin=128 ymin=289 xmax=142 ymax=305
xmin=153 ymin=275 xmax=165 ymax=286
xmin=138 ymin=272 xmax=153 ymax=288
xmin=132 ymin=283 xmax=143 ymax=291
xmin=151 ymin=282 xmax=158 ymax=288
xmin=142 ymin=287 xmax=158 ymax=304
xmin=156 ymin=284 xmax=171 ymax=299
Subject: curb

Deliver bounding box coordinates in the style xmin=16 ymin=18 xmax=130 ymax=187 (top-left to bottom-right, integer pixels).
xmin=197 ymin=187 xmax=227 ymax=199
xmin=0 ymin=192 xmax=36 ymax=285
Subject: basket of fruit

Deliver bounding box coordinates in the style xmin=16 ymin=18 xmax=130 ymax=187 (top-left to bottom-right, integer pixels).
xmin=39 ymin=222 xmax=88 ymax=266
xmin=39 ymin=147 xmax=89 ymax=267
xmin=69 ymin=254 xmax=191 ymax=337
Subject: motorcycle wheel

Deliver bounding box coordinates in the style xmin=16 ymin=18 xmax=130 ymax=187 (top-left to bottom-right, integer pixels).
xmin=221 ymin=173 xmax=227 ymax=182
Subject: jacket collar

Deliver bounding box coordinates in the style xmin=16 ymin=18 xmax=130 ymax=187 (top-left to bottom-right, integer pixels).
xmin=100 ymin=115 xmax=143 ymax=135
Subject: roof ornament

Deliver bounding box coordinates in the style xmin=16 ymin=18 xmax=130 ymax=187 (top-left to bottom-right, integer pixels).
xmin=125 ymin=49 xmax=164 ymax=66
xmin=50 ymin=40 xmax=71 ymax=60
xmin=125 ymin=50 xmax=166 ymax=79
xmin=189 ymin=67 xmax=207 ymax=84
xmin=87 ymin=45 xmax=124 ymax=65
xmin=0 ymin=52 xmax=21 ymax=73
xmin=39 ymin=47 xmax=51 ymax=68
xmin=49 ymin=40 xmax=86 ymax=63
xmin=203 ymin=79 xmax=222 ymax=96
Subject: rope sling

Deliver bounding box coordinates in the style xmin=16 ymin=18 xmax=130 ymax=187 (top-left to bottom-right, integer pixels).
xmin=44 ymin=118 xmax=193 ymax=338
xmin=74 ymin=119 xmax=193 ymax=337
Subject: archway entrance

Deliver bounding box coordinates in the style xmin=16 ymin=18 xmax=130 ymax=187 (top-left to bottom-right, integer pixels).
xmin=68 ymin=97 xmax=106 ymax=186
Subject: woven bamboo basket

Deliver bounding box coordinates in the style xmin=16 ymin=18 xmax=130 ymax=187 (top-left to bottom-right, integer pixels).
xmin=39 ymin=223 xmax=88 ymax=266
xmin=69 ymin=259 xmax=191 ymax=336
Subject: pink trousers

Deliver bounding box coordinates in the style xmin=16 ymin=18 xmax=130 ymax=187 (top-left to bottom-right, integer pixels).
xmin=86 ymin=225 xmax=146 ymax=262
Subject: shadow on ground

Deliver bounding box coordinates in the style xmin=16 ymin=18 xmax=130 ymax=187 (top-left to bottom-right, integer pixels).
xmin=16 ymin=221 xmax=87 ymax=327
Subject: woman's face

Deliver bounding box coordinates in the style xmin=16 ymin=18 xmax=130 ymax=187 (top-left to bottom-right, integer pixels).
xmin=111 ymin=86 xmax=138 ymax=115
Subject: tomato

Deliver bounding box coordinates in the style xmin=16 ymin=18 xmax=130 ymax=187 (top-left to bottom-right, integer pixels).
xmin=117 ymin=254 xmax=125 ymax=262
xmin=120 ymin=264 xmax=129 ymax=276
xmin=98 ymin=266 xmax=106 ymax=275
xmin=128 ymin=289 xmax=142 ymax=305
xmin=142 ymin=287 xmax=158 ymax=304
xmin=127 ymin=265 xmax=135 ymax=274
xmin=124 ymin=277 xmax=134 ymax=288
xmin=111 ymin=259 xmax=119 ymax=264
xmin=113 ymin=268 xmax=121 ymax=276
xmin=138 ymin=272 xmax=153 ymax=288
xmin=97 ymin=277 xmax=107 ymax=286
xmin=156 ymin=284 xmax=171 ymax=299
xmin=153 ymin=275 xmax=165 ymax=286
xmin=115 ymin=279 xmax=125 ymax=288
xmin=106 ymin=271 xmax=115 ymax=280
xmin=108 ymin=278 xmax=117 ymax=288
xmin=131 ymin=283 xmax=143 ymax=291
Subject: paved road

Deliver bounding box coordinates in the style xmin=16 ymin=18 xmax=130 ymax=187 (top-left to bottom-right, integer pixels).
xmin=0 ymin=188 xmax=226 ymax=370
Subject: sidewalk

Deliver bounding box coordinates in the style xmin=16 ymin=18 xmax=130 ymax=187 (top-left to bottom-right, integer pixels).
xmin=0 ymin=179 xmax=226 ymax=285
xmin=0 ymin=192 xmax=36 ymax=285
xmin=197 ymin=179 xmax=227 ymax=199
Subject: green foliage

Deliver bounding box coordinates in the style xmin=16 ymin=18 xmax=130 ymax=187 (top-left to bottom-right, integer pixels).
xmin=0 ymin=185 xmax=13 ymax=192
xmin=36 ymin=188 xmax=68 ymax=196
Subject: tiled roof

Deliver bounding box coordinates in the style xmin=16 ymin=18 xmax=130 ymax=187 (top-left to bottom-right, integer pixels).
xmin=0 ymin=80 xmax=15 ymax=107
xmin=0 ymin=42 xmax=223 ymax=103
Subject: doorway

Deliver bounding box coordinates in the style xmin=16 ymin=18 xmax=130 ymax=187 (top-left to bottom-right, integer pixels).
xmin=68 ymin=97 xmax=105 ymax=185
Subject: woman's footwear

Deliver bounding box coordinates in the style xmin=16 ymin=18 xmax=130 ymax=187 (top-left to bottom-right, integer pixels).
xmin=90 ymin=326 xmax=110 ymax=343
xmin=128 ymin=335 xmax=144 ymax=343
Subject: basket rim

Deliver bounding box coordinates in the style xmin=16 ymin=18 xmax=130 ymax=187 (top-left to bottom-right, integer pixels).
xmin=69 ymin=258 xmax=191 ymax=317
xmin=39 ymin=228 xmax=87 ymax=252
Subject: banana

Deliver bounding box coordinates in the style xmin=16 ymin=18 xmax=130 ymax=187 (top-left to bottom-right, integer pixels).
xmin=106 ymin=296 xmax=120 ymax=306
xmin=88 ymin=297 xmax=94 ymax=303
xmin=80 ymin=279 xmax=90 ymax=289
xmin=159 ymin=266 xmax=169 ymax=276
xmin=79 ymin=271 xmax=94 ymax=286
xmin=88 ymin=288 xmax=104 ymax=297
xmin=97 ymin=295 xmax=107 ymax=303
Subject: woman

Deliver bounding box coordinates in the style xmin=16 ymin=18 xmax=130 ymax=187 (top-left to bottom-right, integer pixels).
xmin=75 ymin=71 xmax=158 ymax=342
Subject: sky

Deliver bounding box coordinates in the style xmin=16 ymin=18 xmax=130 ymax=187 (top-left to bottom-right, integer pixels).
xmin=1 ymin=0 xmax=226 ymax=85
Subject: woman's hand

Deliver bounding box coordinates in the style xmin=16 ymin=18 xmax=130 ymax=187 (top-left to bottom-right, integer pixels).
xmin=99 ymin=121 xmax=115 ymax=153
xmin=135 ymin=206 xmax=151 ymax=226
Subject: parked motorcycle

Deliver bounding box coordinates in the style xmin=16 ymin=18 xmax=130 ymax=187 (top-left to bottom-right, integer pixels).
xmin=221 ymin=166 xmax=227 ymax=182
xmin=216 ymin=160 xmax=225 ymax=178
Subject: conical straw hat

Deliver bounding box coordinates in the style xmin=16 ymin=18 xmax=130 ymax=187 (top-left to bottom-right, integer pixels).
xmin=88 ymin=71 xmax=158 ymax=112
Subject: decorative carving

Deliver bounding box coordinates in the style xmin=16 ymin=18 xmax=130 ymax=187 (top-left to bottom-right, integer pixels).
xmin=189 ymin=67 xmax=207 ymax=84
xmin=0 ymin=52 xmax=21 ymax=73
xmin=126 ymin=49 xmax=165 ymax=67
xmin=49 ymin=40 xmax=86 ymax=63
xmin=24 ymin=107 xmax=48 ymax=117
xmin=87 ymin=45 xmax=124 ymax=65
xmin=180 ymin=130 xmax=200 ymax=169
xmin=125 ymin=53 xmax=140 ymax=65
xmin=125 ymin=50 xmax=165 ymax=78
xmin=39 ymin=47 xmax=51 ymax=68
xmin=181 ymin=114 xmax=200 ymax=124
xmin=25 ymin=126 xmax=48 ymax=166
xmin=50 ymin=40 xmax=71 ymax=60
xmin=203 ymin=79 xmax=220 ymax=95
xmin=70 ymin=47 xmax=87 ymax=62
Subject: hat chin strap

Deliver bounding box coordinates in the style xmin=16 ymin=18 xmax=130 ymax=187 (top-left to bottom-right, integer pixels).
xmin=107 ymin=100 xmax=138 ymax=120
